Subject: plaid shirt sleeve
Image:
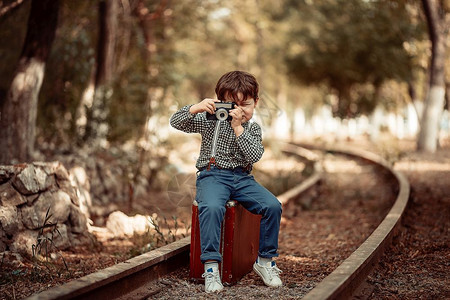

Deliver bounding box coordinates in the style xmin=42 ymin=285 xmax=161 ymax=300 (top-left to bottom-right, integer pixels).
xmin=236 ymin=122 xmax=264 ymax=164
xmin=169 ymin=105 xmax=206 ymax=133
xmin=170 ymin=104 xmax=264 ymax=170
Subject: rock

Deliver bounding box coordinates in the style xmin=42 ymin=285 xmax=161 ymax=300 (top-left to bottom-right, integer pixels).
xmin=45 ymin=223 xmax=71 ymax=249
xmin=33 ymin=161 xmax=61 ymax=177
xmin=10 ymin=224 xmax=71 ymax=257
xmin=106 ymin=211 xmax=134 ymax=237
xmin=69 ymin=231 xmax=92 ymax=247
xmin=0 ymin=205 xmax=22 ymax=235
xmin=12 ymin=164 xmax=49 ymax=195
xmin=69 ymin=166 xmax=90 ymax=189
xmin=106 ymin=211 xmax=154 ymax=237
xmin=10 ymin=230 xmax=39 ymax=256
xmin=68 ymin=166 xmax=91 ymax=213
xmin=0 ymin=182 xmax=27 ymax=206
xmin=21 ymin=190 xmax=72 ymax=230
xmin=48 ymin=190 xmax=72 ymax=223
xmin=132 ymin=214 xmax=153 ymax=235
xmin=51 ymin=162 xmax=71 ymax=181
xmin=77 ymin=187 xmax=91 ymax=217
xmin=57 ymin=180 xmax=79 ymax=206
xmin=43 ymin=175 xmax=57 ymax=192
xmin=0 ymin=165 xmax=16 ymax=184
xmin=26 ymin=194 xmax=39 ymax=205
xmin=68 ymin=204 xmax=89 ymax=233
xmin=20 ymin=200 xmax=45 ymax=230
xmin=0 ymin=161 xmax=94 ymax=254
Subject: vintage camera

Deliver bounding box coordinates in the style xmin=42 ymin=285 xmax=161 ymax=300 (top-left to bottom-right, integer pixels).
xmin=206 ymin=101 xmax=236 ymax=121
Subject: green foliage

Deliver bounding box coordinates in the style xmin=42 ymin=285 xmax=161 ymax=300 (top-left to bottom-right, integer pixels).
xmin=108 ymin=68 xmax=148 ymax=142
xmin=0 ymin=0 xmax=432 ymax=149
xmin=37 ymin=0 xmax=98 ymax=146
xmin=283 ymin=0 xmax=425 ymax=117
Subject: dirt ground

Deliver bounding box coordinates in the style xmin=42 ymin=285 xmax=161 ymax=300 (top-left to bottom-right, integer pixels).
xmin=0 ymin=137 xmax=449 ymax=299
xmin=145 ymin=149 xmax=398 ymax=299
xmin=0 ymin=148 xmax=306 ymax=300
xmin=353 ymin=140 xmax=450 ymax=300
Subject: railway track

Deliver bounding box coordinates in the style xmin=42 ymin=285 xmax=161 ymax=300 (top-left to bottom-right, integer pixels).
xmin=27 ymin=143 xmax=409 ymax=300
xmin=301 ymin=144 xmax=410 ymax=300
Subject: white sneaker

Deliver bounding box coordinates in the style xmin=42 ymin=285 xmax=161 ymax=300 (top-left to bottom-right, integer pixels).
xmin=202 ymin=267 xmax=224 ymax=293
xmin=253 ymin=260 xmax=283 ymax=287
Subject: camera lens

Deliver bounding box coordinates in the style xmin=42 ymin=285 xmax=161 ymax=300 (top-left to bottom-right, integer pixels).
xmin=216 ymin=108 xmax=228 ymax=121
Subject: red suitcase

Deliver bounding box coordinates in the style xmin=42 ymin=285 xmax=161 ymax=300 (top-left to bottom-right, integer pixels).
xmin=190 ymin=200 xmax=261 ymax=284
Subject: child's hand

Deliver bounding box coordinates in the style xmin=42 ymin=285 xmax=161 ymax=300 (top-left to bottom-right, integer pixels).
xmin=189 ymin=98 xmax=220 ymax=114
xmin=230 ymin=107 xmax=245 ymax=136
xmin=230 ymin=107 xmax=244 ymax=126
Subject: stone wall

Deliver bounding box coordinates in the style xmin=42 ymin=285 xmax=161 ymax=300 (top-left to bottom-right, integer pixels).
xmin=0 ymin=162 xmax=91 ymax=256
xmin=51 ymin=150 xmax=152 ymax=226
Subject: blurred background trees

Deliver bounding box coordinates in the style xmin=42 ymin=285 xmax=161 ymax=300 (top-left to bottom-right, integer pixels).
xmin=0 ymin=0 xmax=448 ymax=166
xmin=0 ymin=0 xmax=59 ymax=162
xmin=417 ymin=0 xmax=448 ymax=152
xmin=284 ymin=0 xmax=419 ymax=118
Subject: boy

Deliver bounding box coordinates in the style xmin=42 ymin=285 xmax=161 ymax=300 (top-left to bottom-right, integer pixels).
xmin=170 ymin=71 xmax=282 ymax=293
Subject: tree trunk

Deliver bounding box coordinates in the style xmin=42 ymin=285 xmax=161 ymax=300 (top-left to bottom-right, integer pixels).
xmin=0 ymin=0 xmax=59 ymax=164
xmin=84 ymin=0 xmax=117 ymax=148
xmin=128 ymin=0 xmax=167 ymax=203
xmin=417 ymin=0 xmax=448 ymax=152
xmin=446 ymin=82 xmax=449 ymax=110
xmin=408 ymin=82 xmax=423 ymax=124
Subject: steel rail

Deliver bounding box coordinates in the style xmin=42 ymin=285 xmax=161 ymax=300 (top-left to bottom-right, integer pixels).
xmin=298 ymin=144 xmax=410 ymax=300
xmin=26 ymin=145 xmax=322 ymax=300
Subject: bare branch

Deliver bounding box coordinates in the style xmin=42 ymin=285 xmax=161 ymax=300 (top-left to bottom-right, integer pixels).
xmin=0 ymin=0 xmax=28 ymax=19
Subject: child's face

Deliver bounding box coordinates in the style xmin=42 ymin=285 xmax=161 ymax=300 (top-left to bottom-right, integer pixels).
xmin=223 ymin=92 xmax=257 ymax=123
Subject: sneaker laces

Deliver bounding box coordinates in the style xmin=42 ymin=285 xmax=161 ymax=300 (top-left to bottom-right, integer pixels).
xmin=202 ymin=268 xmax=222 ymax=287
xmin=263 ymin=262 xmax=282 ymax=279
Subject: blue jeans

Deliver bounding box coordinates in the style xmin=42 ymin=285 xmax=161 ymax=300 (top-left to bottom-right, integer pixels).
xmin=196 ymin=166 xmax=282 ymax=263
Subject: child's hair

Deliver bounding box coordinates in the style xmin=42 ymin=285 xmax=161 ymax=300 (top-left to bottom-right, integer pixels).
xmin=215 ymin=71 xmax=259 ymax=102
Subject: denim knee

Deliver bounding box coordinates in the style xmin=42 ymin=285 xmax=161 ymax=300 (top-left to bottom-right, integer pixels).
xmin=263 ymin=199 xmax=282 ymax=217
xmin=199 ymin=202 xmax=226 ymax=216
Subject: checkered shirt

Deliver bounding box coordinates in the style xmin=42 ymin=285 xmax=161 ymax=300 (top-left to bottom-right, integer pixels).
xmin=170 ymin=105 xmax=264 ymax=171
